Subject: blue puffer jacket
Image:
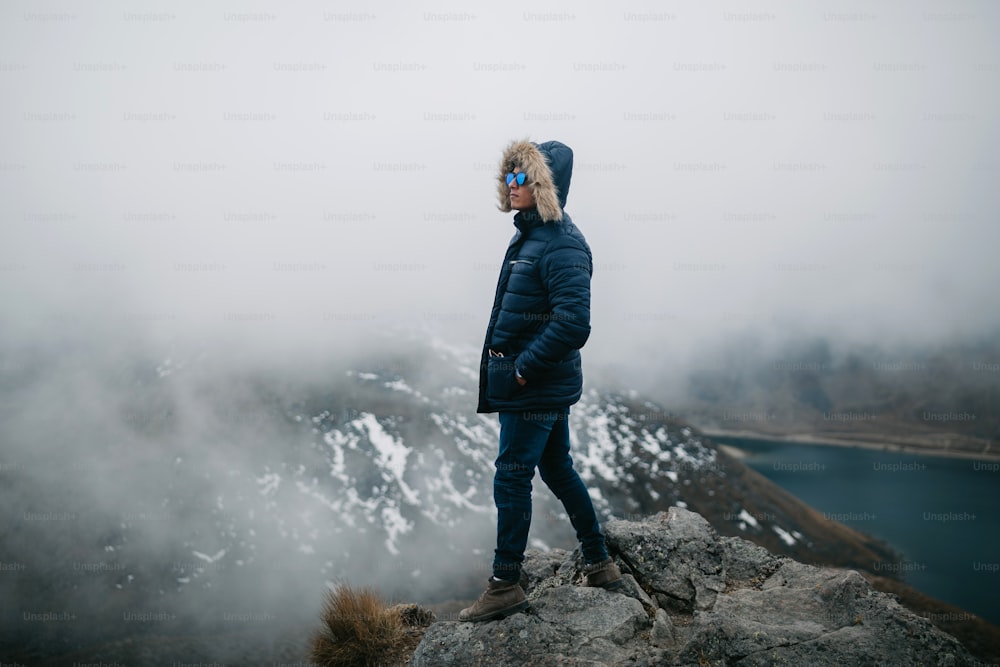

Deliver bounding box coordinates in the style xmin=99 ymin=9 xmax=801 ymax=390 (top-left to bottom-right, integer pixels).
xmin=477 ymin=140 xmax=593 ymax=413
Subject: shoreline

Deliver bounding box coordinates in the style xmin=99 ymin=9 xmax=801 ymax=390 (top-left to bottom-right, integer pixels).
xmin=697 ymin=427 xmax=1000 ymax=462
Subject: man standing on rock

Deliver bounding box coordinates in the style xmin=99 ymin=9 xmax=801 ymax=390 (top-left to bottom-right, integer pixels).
xmin=460 ymin=139 xmax=622 ymax=623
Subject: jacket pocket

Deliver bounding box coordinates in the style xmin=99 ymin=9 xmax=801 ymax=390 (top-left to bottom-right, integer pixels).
xmin=487 ymin=353 xmax=521 ymax=401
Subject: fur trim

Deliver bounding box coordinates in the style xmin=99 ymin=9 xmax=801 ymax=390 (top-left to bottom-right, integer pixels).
xmin=497 ymin=140 xmax=563 ymax=222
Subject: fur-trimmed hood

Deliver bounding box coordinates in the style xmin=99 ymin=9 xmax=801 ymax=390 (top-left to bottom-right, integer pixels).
xmin=497 ymin=140 xmax=573 ymax=223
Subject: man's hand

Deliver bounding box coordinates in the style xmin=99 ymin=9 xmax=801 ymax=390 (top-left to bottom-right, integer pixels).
xmin=515 ymin=368 xmax=527 ymax=386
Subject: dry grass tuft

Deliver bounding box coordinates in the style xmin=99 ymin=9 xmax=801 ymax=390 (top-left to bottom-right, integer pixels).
xmin=310 ymin=585 xmax=435 ymax=667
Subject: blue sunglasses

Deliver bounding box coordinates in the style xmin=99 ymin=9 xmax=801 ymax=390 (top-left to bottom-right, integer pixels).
xmin=505 ymin=172 xmax=528 ymax=186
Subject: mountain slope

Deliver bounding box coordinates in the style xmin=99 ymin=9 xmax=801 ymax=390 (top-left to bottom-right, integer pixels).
xmin=0 ymin=333 xmax=993 ymax=664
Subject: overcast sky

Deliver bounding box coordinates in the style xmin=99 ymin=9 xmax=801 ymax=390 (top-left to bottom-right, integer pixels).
xmin=2 ymin=0 xmax=998 ymax=371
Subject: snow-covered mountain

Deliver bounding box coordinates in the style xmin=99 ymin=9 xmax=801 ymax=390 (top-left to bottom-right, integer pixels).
xmin=0 ymin=332 xmax=897 ymax=663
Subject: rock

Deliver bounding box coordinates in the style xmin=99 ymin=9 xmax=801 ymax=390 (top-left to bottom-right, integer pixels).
xmin=650 ymin=608 xmax=674 ymax=647
xmin=521 ymin=546 xmax=569 ymax=594
xmin=532 ymin=585 xmax=649 ymax=647
xmin=411 ymin=507 xmax=976 ymax=666
xmin=618 ymin=573 xmax=656 ymax=612
xmin=718 ymin=534 xmax=784 ymax=587
xmin=678 ymin=561 xmax=971 ymax=666
xmin=606 ymin=507 xmax=725 ymax=612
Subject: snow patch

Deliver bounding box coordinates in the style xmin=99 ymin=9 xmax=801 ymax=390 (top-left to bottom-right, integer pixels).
xmin=578 ymin=412 xmax=620 ymax=482
xmin=381 ymin=505 xmax=412 ymax=556
xmin=353 ymin=412 xmax=419 ymax=505
xmin=773 ymin=525 xmax=797 ymax=546
xmin=192 ymin=549 xmax=226 ymax=563
xmin=384 ymin=379 xmax=415 ymax=394
xmin=257 ymin=472 xmax=281 ymax=496
xmin=738 ymin=509 xmax=759 ymax=528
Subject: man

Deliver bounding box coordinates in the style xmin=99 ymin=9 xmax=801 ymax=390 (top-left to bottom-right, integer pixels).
xmin=459 ymin=139 xmax=621 ymax=623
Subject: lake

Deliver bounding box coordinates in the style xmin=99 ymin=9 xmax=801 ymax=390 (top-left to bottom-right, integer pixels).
xmin=713 ymin=436 xmax=1000 ymax=626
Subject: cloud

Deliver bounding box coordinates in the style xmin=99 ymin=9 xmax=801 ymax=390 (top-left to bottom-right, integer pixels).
xmin=1 ymin=2 xmax=998 ymax=654
xmin=2 ymin=2 xmax=998 ymax=367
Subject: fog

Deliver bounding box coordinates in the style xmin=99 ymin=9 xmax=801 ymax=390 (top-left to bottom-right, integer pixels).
xmin=4 ymin=1 xmax=999 ymax=361
xmin=1 ymin=0 xmax=998 ymax=658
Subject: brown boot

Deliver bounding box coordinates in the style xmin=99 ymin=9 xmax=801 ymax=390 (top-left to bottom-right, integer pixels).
xmin=583 ymin=558 xmax=623 ymax=590
xmin=458 ymin=578 xmax=529 ymax=622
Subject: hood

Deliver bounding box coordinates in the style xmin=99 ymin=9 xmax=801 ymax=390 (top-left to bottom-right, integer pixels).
xmin=497 ymin=139 xmax=573 ymax=223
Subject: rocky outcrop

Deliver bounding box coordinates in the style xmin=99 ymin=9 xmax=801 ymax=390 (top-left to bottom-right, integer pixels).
xmin=411 ymin=507 xmax=974 ymax=666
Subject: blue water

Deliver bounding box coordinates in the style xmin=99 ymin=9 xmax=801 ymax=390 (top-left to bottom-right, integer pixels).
xmin=714 ymin=437 xmax=1000 ymax=626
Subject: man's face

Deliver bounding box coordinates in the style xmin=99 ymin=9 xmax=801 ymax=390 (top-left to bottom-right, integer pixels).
xmin=508 ymin=167 xmax=536 ymax=211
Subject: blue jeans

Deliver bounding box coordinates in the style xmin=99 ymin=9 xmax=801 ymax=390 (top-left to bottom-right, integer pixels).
xmin=492 ymin=408 xmax=609 ymax=581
